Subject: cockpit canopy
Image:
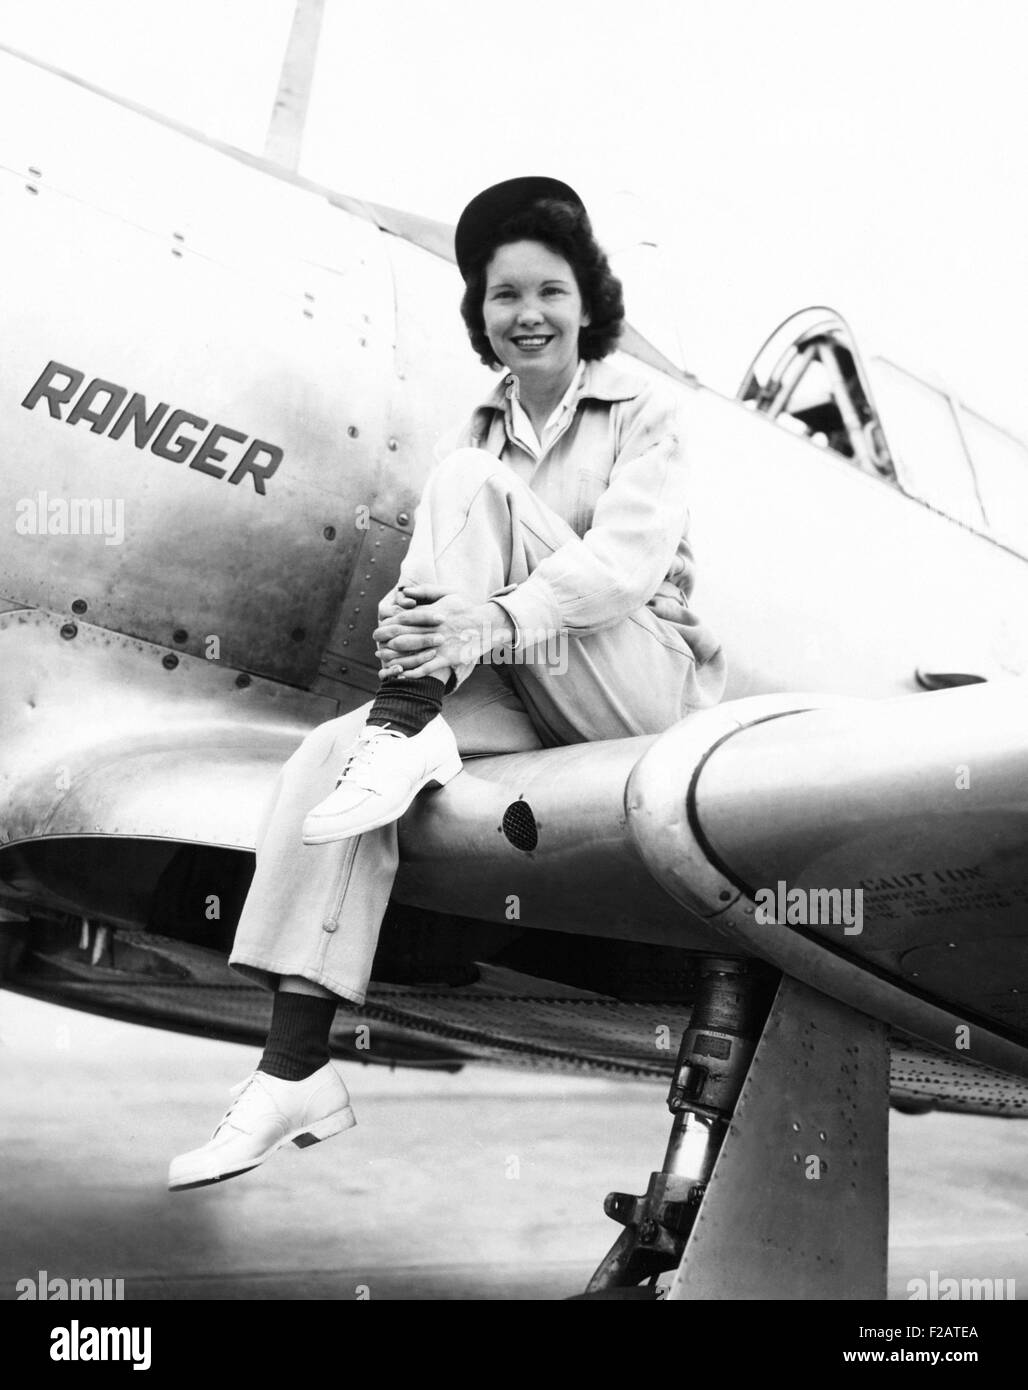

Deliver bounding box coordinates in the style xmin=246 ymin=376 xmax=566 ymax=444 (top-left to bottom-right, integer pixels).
xmin=738 ymin=307 xmax=1028 ymax=558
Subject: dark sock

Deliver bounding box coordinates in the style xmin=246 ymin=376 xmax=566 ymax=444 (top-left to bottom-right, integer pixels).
xmin=258 ymin=990 xmax=337 ymax=1081
xmin=365 ymin=674 xmax=444 ymax=737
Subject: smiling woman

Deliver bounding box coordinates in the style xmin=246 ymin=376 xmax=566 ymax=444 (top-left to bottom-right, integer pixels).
xmin=167 ymin=175 xmax=727 ymax=1195
xmin=456 ymin=184 xmax=625 ymax=439
xmin=482 ymin=239 xmax=589 ymax=424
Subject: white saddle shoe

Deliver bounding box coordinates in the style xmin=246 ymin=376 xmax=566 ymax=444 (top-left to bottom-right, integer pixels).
xmin=168 ymin=1063 xmax=356 ymax=1191
xmin=301 ymin=715 xmax=462 ymax=844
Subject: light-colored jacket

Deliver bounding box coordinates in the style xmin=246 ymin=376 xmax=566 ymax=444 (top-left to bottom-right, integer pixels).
xmin=435 ymin=355 xmax=723 ymax=670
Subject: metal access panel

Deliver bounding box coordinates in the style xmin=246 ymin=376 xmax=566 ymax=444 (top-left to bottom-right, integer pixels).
xmin=317 ymin=518 xmax=412 ymax=695
xmin=669 ymin=977 xmax=890 ymax=1300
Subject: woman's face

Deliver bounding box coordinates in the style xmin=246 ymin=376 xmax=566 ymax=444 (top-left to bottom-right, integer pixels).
xmin=482 ymin=239 xmax=591 ymax=390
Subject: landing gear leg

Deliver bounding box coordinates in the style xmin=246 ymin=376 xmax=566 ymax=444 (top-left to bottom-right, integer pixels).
xmin=580 ymin=957 xmax=770 ymax=1297
xmin=580 ymin=966 xmax=891 ymax=1299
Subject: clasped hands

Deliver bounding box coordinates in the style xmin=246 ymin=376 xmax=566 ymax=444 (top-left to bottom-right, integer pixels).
xmin=374 ymin=582 xmax=513 ymax=681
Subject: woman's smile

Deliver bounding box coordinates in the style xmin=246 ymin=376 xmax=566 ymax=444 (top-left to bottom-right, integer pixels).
xmin=483 ymin=239 xmax=590 ymax=394
xmin=510 ymin=333 xmax=555 ymax=352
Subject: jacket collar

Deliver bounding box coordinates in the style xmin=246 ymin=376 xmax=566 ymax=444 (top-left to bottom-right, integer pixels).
xmin=474 ymin=355 xmax=642 ymax=416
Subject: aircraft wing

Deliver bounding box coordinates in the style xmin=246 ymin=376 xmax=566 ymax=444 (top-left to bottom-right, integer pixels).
xmin=389 ymin=680 xmax=1028 ymax=1078
xmin=10 ymin=667 xmax=1028 ymax=1089
xmin=626 ymin=680 xmax=1028 ymax=1074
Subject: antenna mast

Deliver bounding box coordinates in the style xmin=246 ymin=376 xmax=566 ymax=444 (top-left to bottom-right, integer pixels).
xmin=263 ymin=0 xmax=326 ymax=172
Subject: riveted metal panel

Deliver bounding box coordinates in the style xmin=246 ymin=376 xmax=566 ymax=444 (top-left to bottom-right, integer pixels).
xmin=669 ymin=976 xmax=889 ymax=1300
xmin=318 ymin=519 xmax=411 ymax=694
xmin=0 ymin=608 xmax=332 ymax=853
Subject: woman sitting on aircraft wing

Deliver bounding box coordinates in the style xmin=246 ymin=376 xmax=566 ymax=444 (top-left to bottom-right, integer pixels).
xmin=168 ymin=176 xmax=727 ymax=1192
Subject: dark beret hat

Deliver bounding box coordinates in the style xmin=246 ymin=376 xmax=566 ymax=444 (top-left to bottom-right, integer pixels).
xmin=454 ymin=176 xmax=585 ymax=280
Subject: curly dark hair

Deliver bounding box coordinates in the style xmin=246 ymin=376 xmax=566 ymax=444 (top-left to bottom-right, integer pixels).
xmin=459 ymin=198 xmax=624 ymax=369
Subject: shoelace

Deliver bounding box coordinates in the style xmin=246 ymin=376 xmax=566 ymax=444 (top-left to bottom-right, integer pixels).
xmin=210 ymin=1072 xmax=262 ymax=1138
xmin=336 ymin=728 xmax=406 ymax=787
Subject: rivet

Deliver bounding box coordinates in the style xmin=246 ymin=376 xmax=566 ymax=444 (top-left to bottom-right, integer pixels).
xmin=388 ymin=439 xmax=398 ymax=451
xmin=323 ymin=525 xmax=337 ymax=541
xmin=71 ymin=598 xmax=88 ymax=615
xmin=338 ymin=665 xmax=348 ymax=675
xmin=173 ymin=628 xmax=188 ymax=644
xmin=235 ymin=673 xmax=251 ymax=689
xmin=291 ymin=627 xmax=307 ymax=643
xmin=322 ymin=919 xmax=338 ymax=933
xmin=396 ymin=512 xmax=410 ymax=526
xmin=348 ymin=426 xmax=359 ymax=438
xmin=162 ymin=653 xmax=179 ymax=670
xmin=60 ymin=623 xmax=78 ymax=641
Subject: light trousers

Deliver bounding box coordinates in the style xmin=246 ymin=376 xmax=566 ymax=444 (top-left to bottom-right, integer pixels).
xmin=229 ymin=449 xmax=726 ymax=1002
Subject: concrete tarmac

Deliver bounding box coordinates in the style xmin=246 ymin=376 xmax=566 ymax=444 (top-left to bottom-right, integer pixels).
xmin=1 ymin=992 xmax=1025 ymax=1300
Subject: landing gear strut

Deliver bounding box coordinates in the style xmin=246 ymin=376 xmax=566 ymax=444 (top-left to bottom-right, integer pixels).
xmin=582 ymin=957 xmax=770 ymax=1296
xmin=578 ymin=964 xmax=891 ymax=1300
